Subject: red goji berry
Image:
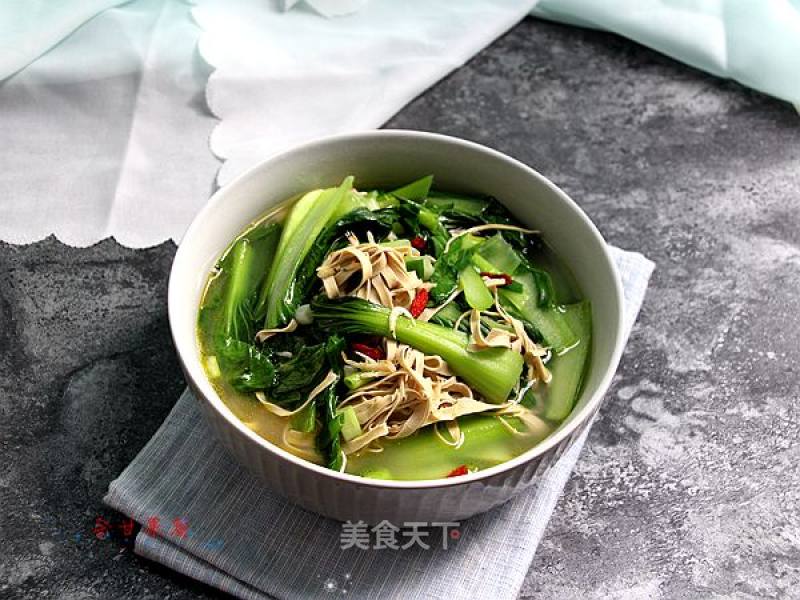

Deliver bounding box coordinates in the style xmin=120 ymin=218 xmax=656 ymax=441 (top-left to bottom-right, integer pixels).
xmin=409 ymin=289 xmax=429 ymax=318
xmin=447 ymin=465 xmax=469 ymax=477
xmin=351 ymin=342 xmax=384 ymax=361
xmin=410 ymin=236 xmax=426 ymax=251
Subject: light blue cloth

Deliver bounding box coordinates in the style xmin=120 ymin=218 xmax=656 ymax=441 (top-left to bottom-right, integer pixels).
xmin=3 ymin=0 xmax=800 ymax=106
xmin=533 ymin=0 xmax=800 ymax=105
xmin=104 ymin=246 xmax=654 ymax=600
xmin=0 ymin=0 xmax=129 ymax=80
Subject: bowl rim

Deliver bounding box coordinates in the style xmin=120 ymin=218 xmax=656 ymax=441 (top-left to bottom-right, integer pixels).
xmin=169 ymin=129 xmax=625 ymax=490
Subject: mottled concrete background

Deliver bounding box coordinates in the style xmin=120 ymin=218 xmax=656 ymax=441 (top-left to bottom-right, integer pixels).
xmin=1 ymin=18 xmax=799 ymax=600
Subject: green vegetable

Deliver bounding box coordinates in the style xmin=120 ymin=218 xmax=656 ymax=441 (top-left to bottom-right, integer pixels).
xmin=359 ymin=467 xmax=393 ymax=480
xmin=222 ymin=223 xmax=281 ymax=341
xmin=459 ymin=265 xmax=493 ymax=311
xmin=222 ymin=239 xmax=257 ymax=340
xmin=418 ymin=207 xmax=440 ymax=231
xmin=405 ymin=256 xmax=424 ymax=277
xmin=381 ymin=239 xmax=410 ymax=248
xmin=338 ymin=406 xmax=362 ymax=441
xmin=330 ymin=189 xmax=383 ymax=223
xmin=216 ymin=338 xmax=275 ymax=392
xmin=290 ymin=402 xmax=317 ymax=433
xmin=200 ymin=222 xmax=280 ymax=393
xmin=316 ymin=385 xmax=344 ymax=471
xmin=269 ymin=344 xmax=329 ymax=406
xmin=197 ymin=178 xmax=592 ymax=477
xmin=429 ymin=234 xmax=482 ymax=302
xmin=475 ymin=233 xmax=521 ymax=275
xmin=404 ymin=255 xmax=434 ymax=280
xmin=470 ymin=252 xmax=497 ymax=274
xmin=504 ymin=281 xmax=523 ymax=293
xmin=499 ymin=271 xmax=577 ymax=352
xmin=344 ymin=371 xmax=375 ymax=390
xmin=284 ymin=207 xmax=398 ymax=322
xmin=376 ymin=193 xmax=401 ymax=209
xmin=312 ymin=297 xmax=523 ymax=403
xmin=423 ymin=191 xmax=489 ymax=218
xmin=525 ymin=265 xmax=557 ymax=308
xmin=348 ymin=414 xmax=551 ymax=480
xmin=419 ymin=208 xmax=451 ymax=256
xmin=259 ymin=177 xmax=354 ymax=327
xmin=459 ymin=234 xmax=485 ymax=250
xmin=390 ymin=175 xmax=433 ymax=201
xmin=294 ymin=334 xmax=349 ymax=470
xmin=389 ymin=200 xmax=450 ymax=257
xmin=536 ymin=301 xmax=592 ymax=421
xmin=204 ymin=355 xmax=221 ymax=379
xmin=428 ymin=302 xmax=463 ymax=329
xmin=246 ymin=335 xmax=344 ymax=413
xmin=421 ymin=256 xmax=435 ymax=280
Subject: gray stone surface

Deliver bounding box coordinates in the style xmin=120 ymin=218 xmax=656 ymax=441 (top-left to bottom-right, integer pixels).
xmin=1 ymin=16 xmax=799 ymax=600
xmin=0 ymin=240 xmax=212 ymax=598
xmin=388 ymin=20 xmax=800 ymax=599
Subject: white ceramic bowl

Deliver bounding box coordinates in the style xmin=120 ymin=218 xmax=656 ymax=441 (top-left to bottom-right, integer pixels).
xmin=169 ymin=130 xmax=624 ymax=524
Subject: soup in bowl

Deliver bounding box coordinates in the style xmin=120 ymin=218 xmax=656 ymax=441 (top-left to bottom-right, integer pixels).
xmin=169 ymin=131 xmax=624 ymax=523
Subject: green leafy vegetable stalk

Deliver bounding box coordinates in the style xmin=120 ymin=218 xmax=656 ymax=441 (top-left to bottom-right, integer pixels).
xmin=316 ymin=385 xmax=344 ymax=471
xmin=221 ymin=222 xmax=281 ymax=342
xmin=314 ymin=335 xmax=346 ymax=470
xmin=311 ymin=297 xmax=523 ymax=404
xmin=212 ymin=222 xmax=281 ymax=391
xmin=257 ymin=177 xmax=354 ymax=328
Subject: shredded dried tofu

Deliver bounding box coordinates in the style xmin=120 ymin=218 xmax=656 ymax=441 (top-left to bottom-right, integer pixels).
xmin=338 ymin=342 xmax=515 ymax=454
xmin=255 ymin=319 xmax=298 ymax=343
xmin=317 ymin=235 xmax=431 ymax=311
xmin=255 ymin=370 xmax=338 ymax=418
xmin=311 ymin=234 xmax=550 ymax=456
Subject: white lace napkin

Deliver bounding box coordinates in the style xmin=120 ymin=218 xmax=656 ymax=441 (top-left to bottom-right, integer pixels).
xmin=193 ymin=0 xmax=539 ymax=187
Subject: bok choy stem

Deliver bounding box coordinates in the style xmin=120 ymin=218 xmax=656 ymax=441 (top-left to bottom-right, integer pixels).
xmin=258 ymin=177 xmax=354 ymax=327
xmin=347 ymin=414 xmax=551 ymax=480
xmin=311 ymin=297 xmax=523 ymax=404
xmin=222 ymin=222 xmax=281 ymax=341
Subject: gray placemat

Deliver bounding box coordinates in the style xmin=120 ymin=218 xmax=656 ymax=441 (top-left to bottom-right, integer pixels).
xmin=105 ymin=246 xmax=654 ymax=600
